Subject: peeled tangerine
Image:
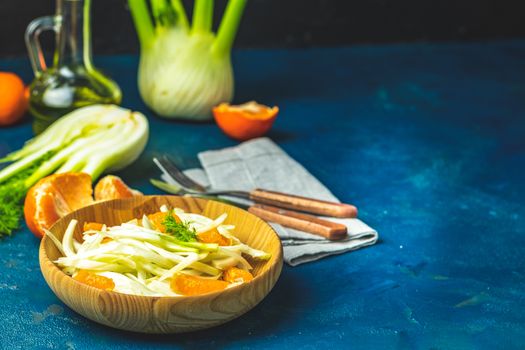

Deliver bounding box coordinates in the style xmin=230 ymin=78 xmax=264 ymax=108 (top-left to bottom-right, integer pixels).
xmin=171 ymin=274 xmax=229 ymax=296
xmin=213 ymin=101 xmax=278 ymax=141
xmin=147 ymin=211 xmax=181 ymax=232
xmin=74 ymin=270 xmax=115 ymax=291
xmin=24 ymin=173 xmax=141 ymax=238
xmin=83 ymin=222 xmax=104 ymax=232
xmin=24 ymin=173 xmax=94 ymax=239
xmin=223 ymin=267 xmax=254 ymax=283
xmin=94 ymin=175 xmax=142 ymax=201
xmin=197 ymin=228 xmax=231 ymax=246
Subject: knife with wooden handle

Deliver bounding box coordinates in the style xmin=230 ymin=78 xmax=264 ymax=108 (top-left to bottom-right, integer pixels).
xmin=248 ymin=204 xmax=348 ymax=240
xmin=249 ymin=189 xmax=358 ymax=218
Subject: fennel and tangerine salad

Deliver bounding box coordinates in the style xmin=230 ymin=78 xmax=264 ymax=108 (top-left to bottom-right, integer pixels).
xmin=45 ymin=205 xmax=271 ymax=297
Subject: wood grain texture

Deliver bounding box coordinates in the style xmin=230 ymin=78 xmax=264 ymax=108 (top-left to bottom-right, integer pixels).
xmin=249 ymin=189 xmax=358 ymax=218
xmin=39 ymin=195 xmax=283 ymax=334
xmin=248 ymin=204 xmax=348 ymax=240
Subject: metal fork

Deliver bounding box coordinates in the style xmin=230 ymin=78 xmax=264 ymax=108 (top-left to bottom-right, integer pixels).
xmin=153 ymin=155 xmax=357 ymax=218
xmin=151 ymin=155 xmax=355 ymax=240
xmin=153 ymin=156 xmax=249 ymax=199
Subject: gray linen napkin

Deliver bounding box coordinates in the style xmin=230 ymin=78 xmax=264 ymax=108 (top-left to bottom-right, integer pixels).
xmin=162 ymin=138 xmax=378 ymax=266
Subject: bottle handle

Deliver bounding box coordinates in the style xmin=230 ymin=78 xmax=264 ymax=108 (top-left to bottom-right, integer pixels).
xmin=25 ymin=15 xmax=61 ymax=77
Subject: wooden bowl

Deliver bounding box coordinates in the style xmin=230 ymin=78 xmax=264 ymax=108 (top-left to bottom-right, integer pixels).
xmin=39 ymin=195 xmax=283 ymax=333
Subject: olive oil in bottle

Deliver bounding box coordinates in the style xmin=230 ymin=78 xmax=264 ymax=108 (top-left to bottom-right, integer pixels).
xmin=25 ymin=0 xmax=121 ymax=134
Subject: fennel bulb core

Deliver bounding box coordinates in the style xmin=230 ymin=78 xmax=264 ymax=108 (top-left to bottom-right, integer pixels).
xmin=138 ymin=29 xmax=234 ymax=121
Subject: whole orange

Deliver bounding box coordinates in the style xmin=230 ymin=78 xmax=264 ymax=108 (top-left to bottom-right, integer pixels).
xmin=0 ymin=72 xmax=27 ymax=126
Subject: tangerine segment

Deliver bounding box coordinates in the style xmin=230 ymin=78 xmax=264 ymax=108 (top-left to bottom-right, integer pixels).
xmin=24 ymin=181 xmax=60 ymax=238
xmin=82 ymin=222 xmax=112 ymax=243
xmin=83 ymin=222 xmax=104 ymax=232
xmin=24 ymin=172 xmax=93 ymax=239
xmin=94 ymin=175 xmax=141 ymax=201
xmin=73 ymin=270 xmax=115 ymax=291
xmin=147 ymin=212 xmax=181 ymax=233
xmin=170 ymin=274 xmax=229 ymax=296
xmin=223 ymin=267 xmax=254 ymax=283
xmin=197 ymin=228 xmax=231 ymax=246
xmin=49 ymin=172 xmax=94 ymax=214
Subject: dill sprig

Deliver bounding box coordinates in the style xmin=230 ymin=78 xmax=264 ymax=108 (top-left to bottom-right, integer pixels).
xmin=162 ymin=212 xmax=197 ymax=242
xmin=0 ymin=178 xmax=26 ymax=237
xmin=0 ymin=153 xmax=52 ymax=238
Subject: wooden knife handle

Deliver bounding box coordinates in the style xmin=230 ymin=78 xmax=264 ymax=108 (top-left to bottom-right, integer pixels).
xmin=249 ymin=189 xmax=358 ymax=218
xmin=248 ymin=204 xmax=348 ymax=240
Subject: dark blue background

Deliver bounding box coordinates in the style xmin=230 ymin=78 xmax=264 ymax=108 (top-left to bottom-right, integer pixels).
xmin=1 ymin=40 xmax=525 ymax=348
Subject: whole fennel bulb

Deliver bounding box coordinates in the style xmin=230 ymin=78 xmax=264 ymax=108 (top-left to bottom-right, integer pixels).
xmin=129 ymin=0 xmax=246 ymax=121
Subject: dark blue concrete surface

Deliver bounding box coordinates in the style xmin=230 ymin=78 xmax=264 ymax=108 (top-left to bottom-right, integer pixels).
xmin=1 ymin=41 xmax=525 ymax=349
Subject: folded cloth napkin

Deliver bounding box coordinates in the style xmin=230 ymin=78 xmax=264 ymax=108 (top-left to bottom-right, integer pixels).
xmin=162 ymin=138 xmax=378 ymax=266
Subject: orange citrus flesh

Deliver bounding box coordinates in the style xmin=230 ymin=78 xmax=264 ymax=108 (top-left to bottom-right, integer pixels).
xmin=83 ymin=222 xmax=104 ymax=232
xmin=197 ymin=228 xmax=231 ymax=246
xmin=223 ymin=267 xmax=254 ymax=283
xmin=0 ymin=72 xmax=27 ymax=126
xmin=81 ymin=222 xmax=112 ymax=243
xmin=170 ymin=274 xmax=229 ymax=296
xmin=45 ymin=172 xmax=94 ymax=213
xmin=213 ymin=101 xmax=278 ymax=141
xmin=216 ymin=101 xmax=277 ymax=120
xmin=73 ymin=270 xmax=115 ymax=291
xmin=147 ymin=211 xmax=181 ymax=233
xmin=94 ymin=175 xmax=141 ymax=201
xmin=24 ymin=172 xmax=94 ymax=238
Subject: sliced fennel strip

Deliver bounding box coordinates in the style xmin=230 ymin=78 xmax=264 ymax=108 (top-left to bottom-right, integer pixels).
xmin=50 ymin=206 xmax=270 ymax=296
